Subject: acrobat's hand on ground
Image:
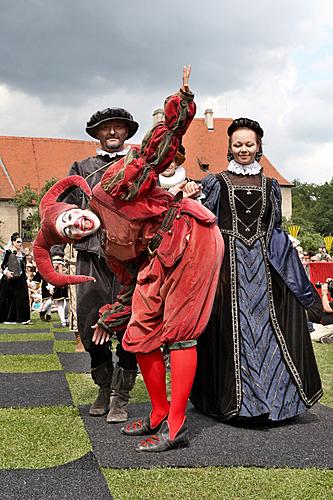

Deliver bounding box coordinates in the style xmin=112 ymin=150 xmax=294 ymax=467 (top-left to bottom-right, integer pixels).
xmin=91 ymin=324 xmax=111 ymax=345
xmin=182 ymin=181 xmax=202 ymax=199
xmin=182 ymin=65 xmax=192 ymax=93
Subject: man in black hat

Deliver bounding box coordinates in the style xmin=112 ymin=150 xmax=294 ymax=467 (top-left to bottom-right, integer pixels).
xmin=52 ymin=107 xmax=139 ymax=422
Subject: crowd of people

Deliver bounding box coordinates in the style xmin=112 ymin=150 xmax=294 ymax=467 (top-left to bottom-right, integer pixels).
xmin=0 ymin=237 xmax=70 ymax=327
xmin=295 ymin=245 xmax=332 ymax=265
xmin=1 ymin=66 xmax=330 ymax=454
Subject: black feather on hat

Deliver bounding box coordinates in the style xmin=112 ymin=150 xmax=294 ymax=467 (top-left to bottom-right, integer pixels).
xmin=85 ymin=108 xmax=139 ymax=140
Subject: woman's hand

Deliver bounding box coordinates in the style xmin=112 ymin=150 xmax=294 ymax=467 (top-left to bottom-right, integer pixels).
xmin=4 ymin=270 xmax=14 ymax=279
xmin=91 ymin=323 xmax=111 ymax=345
xmin=182 ymin=65 xmax=192 ymax=93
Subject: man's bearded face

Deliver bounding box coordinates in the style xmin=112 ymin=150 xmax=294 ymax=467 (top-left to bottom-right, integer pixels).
xmin=96 ymin=119 xmax=128 ymax=153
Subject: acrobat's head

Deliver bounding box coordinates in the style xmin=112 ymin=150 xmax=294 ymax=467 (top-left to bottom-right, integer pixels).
xmin=33 ymin=176 xmax=100 ymax=286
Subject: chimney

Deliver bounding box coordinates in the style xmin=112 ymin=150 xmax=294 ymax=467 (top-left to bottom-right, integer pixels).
xmin=152 ymin=108 xmax=164 ymax=124
xmin=204 ymin=109 xmax=214 ymax=130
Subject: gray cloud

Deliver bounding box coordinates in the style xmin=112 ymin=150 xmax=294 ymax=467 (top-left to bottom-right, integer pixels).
xmin=1 ymin=0 xmax=332 ymax=184
xmin=0 ymin=0 xmax=314 ymax=102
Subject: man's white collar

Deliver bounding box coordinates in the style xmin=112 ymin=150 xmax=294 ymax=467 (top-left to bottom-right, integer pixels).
xmin=227 ymin=160 xmax=262 ymax=176
xmin=96 ymin=146 xmax=130 ymax=158
xmin=159 ymin=166 xmax=186 ymax=189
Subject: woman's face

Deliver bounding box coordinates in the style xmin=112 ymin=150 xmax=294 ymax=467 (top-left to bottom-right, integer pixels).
xmin=56 ymin=209 xmax=100 ymax=240
xmin=230 ymin=128 xmax=259 ymax=165
xmin=12 ymin=237 xmax=23 ymax=251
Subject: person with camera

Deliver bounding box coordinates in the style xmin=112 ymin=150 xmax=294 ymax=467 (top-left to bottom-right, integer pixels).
xmin=311 ymin=279 xmax=333 ymax=344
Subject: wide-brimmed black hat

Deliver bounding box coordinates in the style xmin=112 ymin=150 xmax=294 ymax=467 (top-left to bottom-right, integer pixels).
xmin=85 ymin=107 xmax=139 ymax=139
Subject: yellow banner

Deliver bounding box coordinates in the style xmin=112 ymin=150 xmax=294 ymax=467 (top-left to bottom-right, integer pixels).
xmin=324 ymin=235 xmax=333 ymax=253
xmin=288 ymin=225 xmax=300 ymax=237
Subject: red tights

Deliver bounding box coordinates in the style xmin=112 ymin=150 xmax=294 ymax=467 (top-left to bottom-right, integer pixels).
xmin=136 ymin=346 xmax=197 ymax=440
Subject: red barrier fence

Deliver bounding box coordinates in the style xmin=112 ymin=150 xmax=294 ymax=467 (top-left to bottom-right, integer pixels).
xmin=306 ymin=262 xmax=333 ymax=295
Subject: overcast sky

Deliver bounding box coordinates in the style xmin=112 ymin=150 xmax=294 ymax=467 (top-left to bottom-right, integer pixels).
xmin=0 ymin=0 xmax=332 ymax=184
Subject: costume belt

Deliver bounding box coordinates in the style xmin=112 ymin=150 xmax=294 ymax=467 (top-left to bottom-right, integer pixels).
xmin=147 ymin=191 xmax=183 ymax=257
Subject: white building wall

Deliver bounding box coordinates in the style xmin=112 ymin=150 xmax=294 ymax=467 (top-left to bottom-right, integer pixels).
xmin=281 ymin=187 xmax=292 ymax=220
xmin=0 ymin=202 xmax=18 ymax=245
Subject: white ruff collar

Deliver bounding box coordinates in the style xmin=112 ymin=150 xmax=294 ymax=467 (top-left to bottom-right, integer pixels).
xmin=227 ymin=160 xmax=262 ymax=176
xmin=159 ymin=166 xmax=186 ymax=189
xmin=96 ymin=146 xmax=130 ymax=158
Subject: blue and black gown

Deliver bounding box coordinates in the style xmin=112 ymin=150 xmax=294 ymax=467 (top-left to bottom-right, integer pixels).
xmin=0 ymin=250 xmax=30 ymax=323
xmin=190 ymin=171 xmax=322 ymax=421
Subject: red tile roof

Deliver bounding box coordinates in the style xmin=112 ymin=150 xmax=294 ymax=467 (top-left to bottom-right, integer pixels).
xmin=0 ymin=136 xmax=99 ymax=199
xmin=182 ymin=118 xmax=292 ymax=185
xmin=0 ymin=122 xmax=291 ymax=200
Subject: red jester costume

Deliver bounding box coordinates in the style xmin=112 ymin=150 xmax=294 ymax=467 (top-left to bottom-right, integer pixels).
xmin=33 ymin=81 xmax=224 ymax=452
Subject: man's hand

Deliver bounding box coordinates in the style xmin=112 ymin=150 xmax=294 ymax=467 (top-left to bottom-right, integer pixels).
xmin=91 ymin=323 xmax=111 ymax=345
xmin=182 ymin=181 xmax=201 ymax=199
xmin=168 ymin=180 xmax=187 ymax=196
xmin=182 ymin=65 xmax=192 ymax=93
xmin=4 ymin=270 xmax=14 ymax=279
xmin=169 ymin=180 xmax=201 ymax=199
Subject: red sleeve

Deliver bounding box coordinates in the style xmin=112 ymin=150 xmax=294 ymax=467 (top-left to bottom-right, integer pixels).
xmin=100 ymin=89 xmax=196 ymax=201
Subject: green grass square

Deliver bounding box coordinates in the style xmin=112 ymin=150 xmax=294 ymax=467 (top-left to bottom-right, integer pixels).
xmin=0 ymin=406 xmax=91 ymax=468
xmin=0 ymin=354 xmax=62 ymax=372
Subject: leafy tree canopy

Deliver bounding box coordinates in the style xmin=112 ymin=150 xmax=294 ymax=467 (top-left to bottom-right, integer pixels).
xmin=289 ymin=178 xmax=333 ymax=250
xmin=291 ymin=178 xmax=333 ymax=233
xmin=11 ymin=178 xmax=58 ymax=239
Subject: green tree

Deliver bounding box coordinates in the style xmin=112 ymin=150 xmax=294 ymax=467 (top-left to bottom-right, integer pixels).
xmin=311 ymin=178 xmax=333 ymax=235
xmin=282 ymin=217 xmax=324 ymax=253
xmin=299 ymin=231 xmax=325 ymax=254
xmin=291 ymin=178 xmax=333 ymax=234
xmin=289 ymin=177 xmax=333 ymax=252
xmin=11 ymin=178 xmax=58 ymax=239
xmin=291 ymin=180 xmax=318 ymax=230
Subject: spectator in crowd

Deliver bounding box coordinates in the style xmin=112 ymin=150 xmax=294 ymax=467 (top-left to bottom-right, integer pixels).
xmin=33 ymin=268 xmax=53 ymax=322
xmin=314 ymin=247 xmax=332 ymax=262
xmin=33 ymin=258 xmax=69 ymax=326
xmin=311 ymin=279 xmax=333 ymax=344
xmin=51 ymin=258 xmax=69 ymax=327
xmin=64 ymin=244 xmax=84 ymax=351
xmin=26 ymin=263 xmax=39 ymax=308
xmin=0 ymin=233 xmax=31 ymax=324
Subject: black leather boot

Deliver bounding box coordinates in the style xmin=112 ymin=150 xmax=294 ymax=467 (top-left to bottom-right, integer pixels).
xmin=89 ymin=359 xmax=113 ymax=416
xmin=120 ymin=413 xmax=168 ymax=436
xmin=106 ymin=365 xmax=137 ymax=423
xmin=136 ymin=419 xmax=189 ymax=452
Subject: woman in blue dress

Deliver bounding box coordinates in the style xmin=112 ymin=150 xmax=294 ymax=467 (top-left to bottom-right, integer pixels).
xmin=190 ymin=118 xmax=322 ymax=421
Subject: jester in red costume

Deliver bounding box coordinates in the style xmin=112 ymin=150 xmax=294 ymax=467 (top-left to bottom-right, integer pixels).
xmin=33 ymin=67 xmax=224 ymax=452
